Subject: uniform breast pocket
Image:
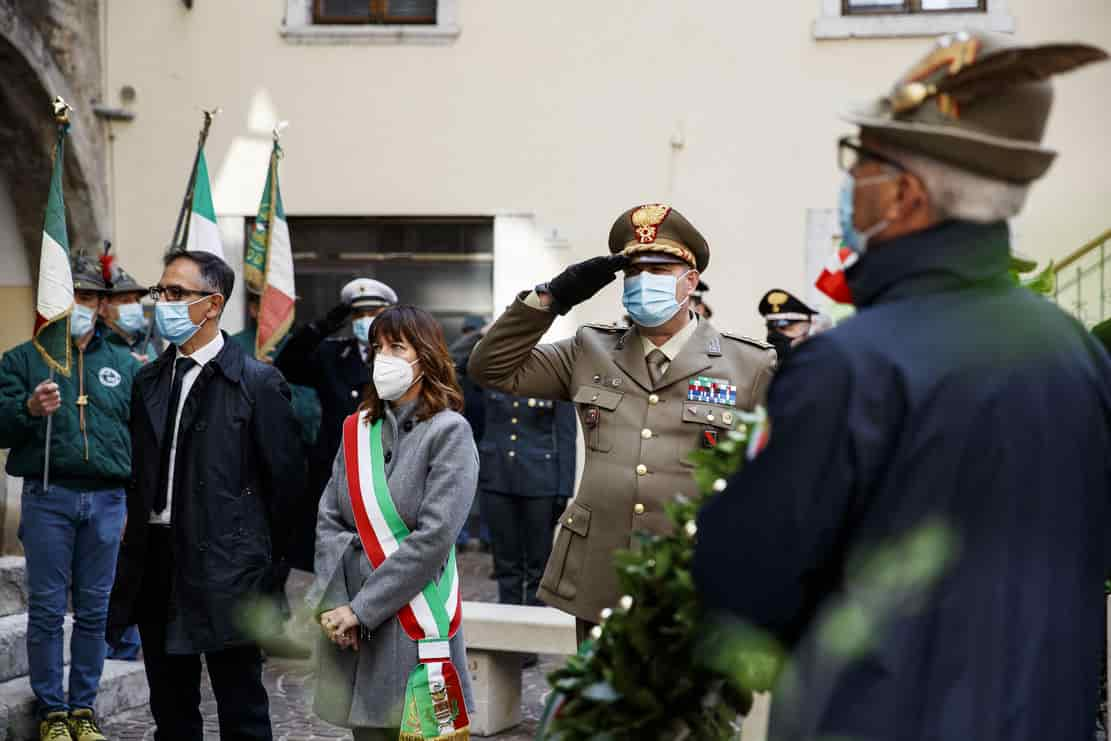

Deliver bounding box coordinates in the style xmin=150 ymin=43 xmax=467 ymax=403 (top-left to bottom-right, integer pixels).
xmin=572 ymin=386 xmax=623 ymax=453
xmin=678 ymin=403 xmax=737 ymax=467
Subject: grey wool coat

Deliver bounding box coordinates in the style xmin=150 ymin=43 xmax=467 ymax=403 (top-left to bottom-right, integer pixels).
xmin=305 ymin=400 xmax=478 ymax=729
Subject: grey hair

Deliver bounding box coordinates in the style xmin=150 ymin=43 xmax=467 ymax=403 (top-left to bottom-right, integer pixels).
xmin=163 ymin=250 xmax=235 ymax=305
xmin=874 ymin=143 xmax=1031 ymax=223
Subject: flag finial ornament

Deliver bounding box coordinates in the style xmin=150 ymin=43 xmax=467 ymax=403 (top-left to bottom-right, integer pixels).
xmin=51 ymin=96 xmax=72 ymax=125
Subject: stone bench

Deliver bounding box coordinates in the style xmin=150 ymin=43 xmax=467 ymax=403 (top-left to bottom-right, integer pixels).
xmin=462 ymin=600 xmax=576 ymax=736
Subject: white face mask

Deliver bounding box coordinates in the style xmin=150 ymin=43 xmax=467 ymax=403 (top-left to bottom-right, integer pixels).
xmin=372 ymin=354 xmax=421 ymax=401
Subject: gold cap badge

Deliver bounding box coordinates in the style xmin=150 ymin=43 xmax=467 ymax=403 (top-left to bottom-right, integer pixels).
xmin=630 ymin=204 xmax=672 ymax=244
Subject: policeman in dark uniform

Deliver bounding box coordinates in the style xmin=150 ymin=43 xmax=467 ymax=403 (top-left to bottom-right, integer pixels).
xmin=695 ymin=32 xmax=1110 ymax=741
xmin=691 ymin=279 xmax=713 ymax=319
xmin=757 ymin=288 xmax=821 ymax=360
xmin=273 ymin=278 xmax=397 ymax=571
xmin=479 ymin=391 xmax=576 ymax=609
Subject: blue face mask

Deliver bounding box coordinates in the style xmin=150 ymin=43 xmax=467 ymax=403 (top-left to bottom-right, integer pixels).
xmin=622 ymin=270 xmax=691 ymax=328
xmin=352 ymin=316 xmax=373 ymax=345
xmin=70 ymin=304 xmax=97 ymax=338
xmin=115 ymin=302 xmax=146 ymax=334
xmin=155 ymin=296 xmax=210 ymax=346
xmin=839 ymin=173 xmax=894 ymax=255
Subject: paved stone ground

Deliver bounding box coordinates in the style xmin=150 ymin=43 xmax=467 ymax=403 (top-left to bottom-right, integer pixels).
xmin=101 ymin=551 xmax=558 ymax=740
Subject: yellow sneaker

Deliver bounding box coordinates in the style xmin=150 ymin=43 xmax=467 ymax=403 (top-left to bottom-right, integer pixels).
xmin=66 ymin=709 xmax=105 ymax=741
xmin=39 ymin=712 xmax=72 ymax=741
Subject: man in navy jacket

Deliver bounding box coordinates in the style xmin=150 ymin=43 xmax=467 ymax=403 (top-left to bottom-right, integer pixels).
xmin=695 ymin=32 xmax=1111 ymax=741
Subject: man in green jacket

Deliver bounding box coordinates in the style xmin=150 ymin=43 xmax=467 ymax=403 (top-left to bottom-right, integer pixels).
xmin=0 ymin=254 xmax=138 ymax=741
xmin=99 ymin=251 xmax=158 ymax=363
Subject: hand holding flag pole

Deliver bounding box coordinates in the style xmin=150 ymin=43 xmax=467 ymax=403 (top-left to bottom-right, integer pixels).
xmin=40 ymin=96 xmax=74 ymax=490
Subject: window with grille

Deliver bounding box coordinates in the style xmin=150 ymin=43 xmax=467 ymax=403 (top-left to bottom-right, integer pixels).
xmin=314 ymin=0 xmax=437 ymax=24
xmin=843 ymin=0 xmax=986 ymax=14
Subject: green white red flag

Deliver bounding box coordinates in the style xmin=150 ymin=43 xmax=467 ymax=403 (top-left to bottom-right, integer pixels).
xmin=32 ymin=123 xmax=74 ymax=377
xmin=183 ymin=149 xmax=224 ymax=258
xmin=249 ymin=140 xmax=296 ymax=360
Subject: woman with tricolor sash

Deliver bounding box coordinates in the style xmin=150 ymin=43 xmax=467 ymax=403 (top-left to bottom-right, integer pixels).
xmin=305 ymin=305 xmax=477 ymax=741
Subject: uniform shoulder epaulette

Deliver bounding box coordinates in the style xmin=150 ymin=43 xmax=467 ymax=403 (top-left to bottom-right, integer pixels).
xmin=324 ymin=336 xmax=350 ymax=343
xmin=582 ymin=322 xmax=626 ymax=333
xmin=720 ymin=330 xmax=773 ymax=350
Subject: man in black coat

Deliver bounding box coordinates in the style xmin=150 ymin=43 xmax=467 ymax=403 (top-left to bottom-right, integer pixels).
xmin=273 ymin=277 xmax=396 ymax=571
xmin=695 ymin=32 xmax=1111 ymax=741
xmin=107 ymin=250 xmax=304 ymax=740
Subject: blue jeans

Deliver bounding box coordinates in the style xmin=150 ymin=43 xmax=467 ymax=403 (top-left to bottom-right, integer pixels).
xmin=19 ymin=481 xmax=126 ymax=715
xmin=107 ymin=625 xmax=141 ymax=660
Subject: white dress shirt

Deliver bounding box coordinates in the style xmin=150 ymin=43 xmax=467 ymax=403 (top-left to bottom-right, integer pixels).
xmin=150 ymin=332 xmax=224 ymax=525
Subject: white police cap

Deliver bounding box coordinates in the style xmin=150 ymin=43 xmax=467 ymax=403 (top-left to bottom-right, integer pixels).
xmin=341 ymin=278 xmax=397 ymax=309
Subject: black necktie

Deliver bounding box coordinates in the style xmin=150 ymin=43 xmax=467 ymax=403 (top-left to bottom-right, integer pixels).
xmin=155 ymin=356 xmax=197 ymax=515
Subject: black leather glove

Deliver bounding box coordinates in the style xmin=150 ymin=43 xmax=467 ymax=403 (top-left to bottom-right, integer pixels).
xmin=543 ymin=254 xmax=629 ymax=316
xmin=313 ymin=302 xmax=351 ymax=336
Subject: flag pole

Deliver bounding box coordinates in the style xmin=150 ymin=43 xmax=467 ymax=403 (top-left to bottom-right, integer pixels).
xmin=169 ymin=107 xmax=220 ymax=252
xmin=42 ymin=96 xmax=71 ymax=491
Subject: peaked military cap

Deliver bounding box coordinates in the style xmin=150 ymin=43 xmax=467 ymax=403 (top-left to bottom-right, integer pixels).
xmin=842 ymin=30 xmax=1107 ymax=183
xmin=759 ymin=289 xmax=818 ymax=322
xmin=608 ymin=203 xmax=709 ymax=272
xmin=71 ymin=253 xmax=107 ymax=292
xmin=341 ymin=278 xmax=397 ymax=310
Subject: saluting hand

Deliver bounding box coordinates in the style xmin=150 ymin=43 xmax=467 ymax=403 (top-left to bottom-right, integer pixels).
xmin=27 ymin=380 xmax=61 ymax=417
xmin=543 ymin=254 xmax=630 ymax=315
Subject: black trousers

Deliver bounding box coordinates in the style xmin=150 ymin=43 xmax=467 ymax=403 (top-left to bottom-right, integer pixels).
xmin=483 ymin=491 xmax=563 ymax=606
xmin=136 ymin=528 xmax=272 ymax=741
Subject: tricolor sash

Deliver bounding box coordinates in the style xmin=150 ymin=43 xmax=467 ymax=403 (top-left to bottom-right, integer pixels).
xmin=342 ymin=412 xmax=469 ymax=741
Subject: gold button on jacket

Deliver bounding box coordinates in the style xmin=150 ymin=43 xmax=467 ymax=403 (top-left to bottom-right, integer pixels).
xmin=467 ymin=293 xmax=776 ymax=622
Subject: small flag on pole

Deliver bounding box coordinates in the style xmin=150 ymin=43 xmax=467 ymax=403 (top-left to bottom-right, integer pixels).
xmin=32 ymin=99 xmax=74 ymax=377
xmin=183 ymin=149 xmax=224 ymax=258
xmin=251 ymin=133 xmax=296 ymax=360
xmin=815 ymin=244 xmax=859 ymax=305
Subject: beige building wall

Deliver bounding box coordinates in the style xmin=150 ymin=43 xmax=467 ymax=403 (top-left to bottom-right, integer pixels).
xmin=0 ymin=170 xmax=34 ymax=355
xmin=102 ymin=0 xmax=1111 ymax=337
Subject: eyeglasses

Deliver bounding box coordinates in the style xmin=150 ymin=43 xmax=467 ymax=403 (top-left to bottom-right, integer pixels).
xmin=149 ymin=285 xmax=215 ymax=302
xmin=838 ymin=136 xmax=907 ymax=174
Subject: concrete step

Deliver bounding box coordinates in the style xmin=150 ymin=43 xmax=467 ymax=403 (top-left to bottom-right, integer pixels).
xmin=0 ymin=561 xmax=26 ymax=619
xmin=0 ymin=614 xmax=74 ymax=684
xmin=0 ymin=659 xmax=149 ymax=741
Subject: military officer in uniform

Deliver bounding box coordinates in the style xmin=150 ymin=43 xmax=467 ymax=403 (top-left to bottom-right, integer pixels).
xmin=468 ymin=203 xmax=776 ymax=639
xmin=273 ymin=277 xmax=397 ymax=571
xmin=758 ymin=288 xmax=823 ymax=361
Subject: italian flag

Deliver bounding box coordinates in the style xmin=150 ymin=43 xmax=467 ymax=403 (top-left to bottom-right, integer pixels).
xmin=814 ymin=244 xmax=859 ymax=305
xmin=183 ymin=150 xmax=224 ymax=258
xmin=252 ymin=142 xmax=296 ymax=360
xmin=32 ymin=125 xmax=74 ymax=377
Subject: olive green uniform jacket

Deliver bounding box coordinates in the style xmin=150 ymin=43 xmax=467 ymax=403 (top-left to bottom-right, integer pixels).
xmin=0 ymin=331 xmax=139 ymax=491
xmin=468 ymin=294 xmax=776 ymax=622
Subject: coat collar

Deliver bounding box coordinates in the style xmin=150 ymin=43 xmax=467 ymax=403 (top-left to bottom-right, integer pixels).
xmin=612 ymin=319 xmax=720 ymax=392
xmin=847 ymin=220 xmax=1012 ymax=308
xmin=140 ymin=332 xmax=245 ymax=447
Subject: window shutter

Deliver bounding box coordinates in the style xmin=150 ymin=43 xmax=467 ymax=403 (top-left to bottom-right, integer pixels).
xmin=316 ymin=0 xmax=373 ymax=21
xmin=384 ymin=0 xmax=437 ymax=22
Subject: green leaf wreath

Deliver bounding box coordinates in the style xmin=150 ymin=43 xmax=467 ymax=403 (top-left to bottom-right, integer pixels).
xmin=538 ymin=413 xmax=781 ymax=741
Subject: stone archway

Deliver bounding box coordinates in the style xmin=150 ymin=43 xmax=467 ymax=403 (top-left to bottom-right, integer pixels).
xmin=0 ymin=0 xmax=108 ymax=281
